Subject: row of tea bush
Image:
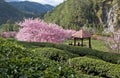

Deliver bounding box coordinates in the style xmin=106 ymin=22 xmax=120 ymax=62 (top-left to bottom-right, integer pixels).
xmin=0 ymin=38 xmax=98 ymax=78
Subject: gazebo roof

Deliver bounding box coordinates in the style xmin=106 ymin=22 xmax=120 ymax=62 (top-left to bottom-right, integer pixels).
xmin=72 ymin=29 xmax=91 ymax=38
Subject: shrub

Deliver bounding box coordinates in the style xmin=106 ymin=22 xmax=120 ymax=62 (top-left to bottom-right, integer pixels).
xmin=34 ymin=47 xmax=79 ymax=63
xmin=0 ymin=38 xmax=97 ymax=78
xmin=55 ymin=45 xmax=120 ymax=64
xmin=18 ymin=41 xmax=120 ymax=64
xmin=44 ymin=64 xmax=99 ymax=78
xmin=68 ymin=57 xmax=120 ymax=78
xmin=0 ymin=38 xmax=32 ymax=59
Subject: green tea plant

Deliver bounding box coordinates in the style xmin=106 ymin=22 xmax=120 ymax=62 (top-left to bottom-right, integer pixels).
xmin=0 ymin=38 xmax=98 ymax=78
xmin=18 ymin=41 xmax=120 ymax=64
xmin=34 ymin=47 xmax=79 ymax=63
xmin=68 ymin=56 xmax=120 ymax=78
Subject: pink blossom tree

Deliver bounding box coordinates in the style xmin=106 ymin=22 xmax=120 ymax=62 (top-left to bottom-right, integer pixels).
xmin=105 ymin=31 xmax=120 ymax=53
xmin=16 ymin=18 xmax=75 ymax=43
xmin=0 ymin=32 xmax=16 ymax=38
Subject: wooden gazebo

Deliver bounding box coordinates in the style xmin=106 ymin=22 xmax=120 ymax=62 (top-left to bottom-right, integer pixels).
xmin=72 ymin=29 xmax=92 ymax=48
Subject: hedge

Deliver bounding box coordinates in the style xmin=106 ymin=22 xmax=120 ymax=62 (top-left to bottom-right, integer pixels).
xmin=0 ymin=38 xmax=98 ymax=78
xmin=18 ymin=41 xmax=120 ymax=64
xmin=34 ymin=47 xmax=79 ymax=63
xmin=68 ymin=56 xmax=120 ymax=78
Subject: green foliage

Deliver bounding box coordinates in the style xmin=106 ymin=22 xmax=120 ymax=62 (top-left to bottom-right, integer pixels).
xmin=0 ymin=38 xmax=97 ymax=78
xmin=0 ymin=23 xmax=19 ymax=32
xmin=68 ymin=56 xmax=120 ymax=78
xmin=44 ymin=0 xmax=119 ymax=32
xmin=44 ymin=64 xmax=98 ymax=78
xmin=9 ymin=1 xmax=54 ymax=15
xmin=43 ymin=0 xmax=102 ymax=30
xmin=34 ymin=47 xmax=79 ymax=63
xmin=44 ymin=0 xmax=81 ymax=30
xmin=18 ymin=41 xmax=120 ymax=64
xmin=2 ymin=38 xmax=120 ymax=77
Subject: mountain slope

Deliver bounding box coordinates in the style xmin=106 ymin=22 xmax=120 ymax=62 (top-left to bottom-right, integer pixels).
xmin=44 ymin=0 xmax=98 ymax=30
xmin=0 ymin=1 xmax=25 ymax=24
xmin=44 ymin=0 xmax=120 ymax=31
xmin=9 ymin=1 xmax=54 ymax=15
xmin=0 ymin=0 xmax=38 ymax=25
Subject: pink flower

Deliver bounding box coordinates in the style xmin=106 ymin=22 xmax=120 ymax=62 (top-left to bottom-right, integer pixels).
xmin=16 ymin=18 xmax=75 ymax=43
xmin=0 ymin=32 xmax=16 ymax=38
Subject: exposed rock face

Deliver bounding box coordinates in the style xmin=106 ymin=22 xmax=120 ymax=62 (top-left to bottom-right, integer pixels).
xmin=90 ymin=0 xmax=120 ymax=33
xmin=105 ymin=3 xmax=119 ymax=32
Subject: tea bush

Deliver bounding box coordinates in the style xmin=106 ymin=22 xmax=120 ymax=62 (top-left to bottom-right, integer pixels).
xmin=34 ymin=47 xmax=79 ymax=63
xmin=0 ymin=38 xmax=98 ymax=78
xmin=19 ymin=41 xmax=120 ymax=64
xmin=68 ymin=57 xmax=120 ymax=78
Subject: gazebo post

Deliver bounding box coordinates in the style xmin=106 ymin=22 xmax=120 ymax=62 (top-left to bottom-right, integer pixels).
xmin=81 ymin=38 xmax=83 ymax=47
xmin=74 ymin=38 xmax=76 ymax=46
xmin=89 ymin=37 xmax=91 ymax=48
xmin=72 ymin=29 xmax=92 ymax=48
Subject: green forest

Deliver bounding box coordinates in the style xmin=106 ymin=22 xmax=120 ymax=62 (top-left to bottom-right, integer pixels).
xmin=44 ymin=0 xmax=120 ymax=32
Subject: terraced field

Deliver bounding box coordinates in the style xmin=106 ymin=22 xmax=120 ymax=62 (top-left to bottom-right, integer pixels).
xmin=0 ymin=38 xmax=120 ymax=78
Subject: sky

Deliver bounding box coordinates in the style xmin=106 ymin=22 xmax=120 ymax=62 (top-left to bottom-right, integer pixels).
xmin=5 ymin=0 xmax=64 ymax=6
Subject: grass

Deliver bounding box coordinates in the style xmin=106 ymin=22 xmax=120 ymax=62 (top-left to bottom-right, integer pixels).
xmin=63 ymin=39 xmax=108 ymax=52
xmin=90 ymin=40 xmax=108 ymax=52
xmin=8 ymin=38 xmax=108 ymax=52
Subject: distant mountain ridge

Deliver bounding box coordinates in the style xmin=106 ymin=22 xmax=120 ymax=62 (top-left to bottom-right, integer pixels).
xmin=9 ymin=1 xmax=54 ymax=15
xmin=0 ymin=0 xmax=25 ymax=24
xmin=0 ymin=1 xmax=54 ymax=25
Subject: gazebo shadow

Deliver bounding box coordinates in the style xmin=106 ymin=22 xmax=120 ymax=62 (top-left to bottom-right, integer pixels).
xmin=69 ymin=40 xmax=89 ymax=48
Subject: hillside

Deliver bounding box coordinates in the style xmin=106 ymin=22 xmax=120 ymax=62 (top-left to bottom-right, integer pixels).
xmin=44 ymin=0 xmax=120 ymax=32
xmin=0 ymin=0 xmax=38 ymax=25
xmin=0 ymin=1 xmax=24 ymax=24
xmin=9 ymin=1 xmax=54 ymax=15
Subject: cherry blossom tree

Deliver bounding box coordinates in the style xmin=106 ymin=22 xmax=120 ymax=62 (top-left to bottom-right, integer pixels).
xmin=16 ymin=18 xmax=75 ymax=43
xmin=0 ymin=32 xmax=16 ymax=38
xmin=105 ymin=31 xmax=120 ymax=53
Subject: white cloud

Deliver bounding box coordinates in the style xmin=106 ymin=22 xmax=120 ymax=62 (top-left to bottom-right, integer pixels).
xmin=33 ymin=0 xmax=64 ymax=6
xmin=5 ymin=0 xmax=64 ymax=6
